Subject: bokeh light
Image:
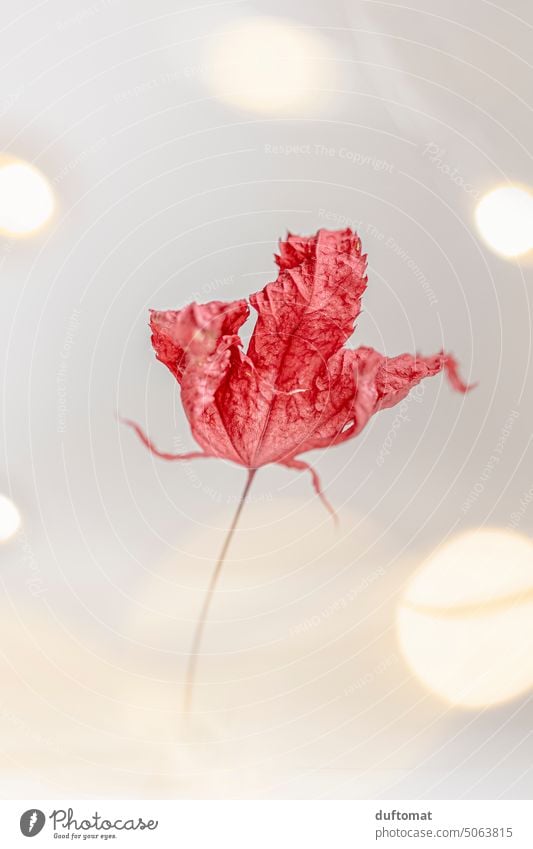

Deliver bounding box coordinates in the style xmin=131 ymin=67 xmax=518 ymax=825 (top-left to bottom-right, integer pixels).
xmin=0 ymin=160 xmax=55 ymax=237
xmin=396 ymin=528 xmax=533 ymax=709
xmin=201 ymin=16 xmax=334 ymax=114
xmin=475 ymin=186 xmax=533 ymax=257
xmin=0 ymin=494 xmax=21 ymax=542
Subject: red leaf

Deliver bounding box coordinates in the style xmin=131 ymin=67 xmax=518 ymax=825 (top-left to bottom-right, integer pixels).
xmin=129 ymin=228 xmax=472 ymax=505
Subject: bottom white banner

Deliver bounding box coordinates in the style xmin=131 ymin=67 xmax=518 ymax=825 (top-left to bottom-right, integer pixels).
xmin=2 ymin=799 xmax=532 ymax=847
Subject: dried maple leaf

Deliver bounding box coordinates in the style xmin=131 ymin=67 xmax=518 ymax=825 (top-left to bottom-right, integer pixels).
xmin=125 ymin=228 xmax=470 ymax=513
xmin=123 ymin=227 xmax=472 ymax=713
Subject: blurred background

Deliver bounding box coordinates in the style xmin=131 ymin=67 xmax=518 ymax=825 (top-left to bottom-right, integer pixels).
xmin=0 ymin=0 xmax=532 ymax=799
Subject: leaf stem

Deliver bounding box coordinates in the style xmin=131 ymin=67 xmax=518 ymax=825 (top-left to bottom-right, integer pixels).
xmin=183 ymin=468 xmax=257 ymax=715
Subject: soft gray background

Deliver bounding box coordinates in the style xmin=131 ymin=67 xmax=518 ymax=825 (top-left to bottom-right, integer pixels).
xmin=0 ymin=0 xmax=532 ymax=799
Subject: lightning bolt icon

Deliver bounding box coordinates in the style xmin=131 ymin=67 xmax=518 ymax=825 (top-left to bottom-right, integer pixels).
xmin=28 ymin=812 xmax=38 ymax=833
